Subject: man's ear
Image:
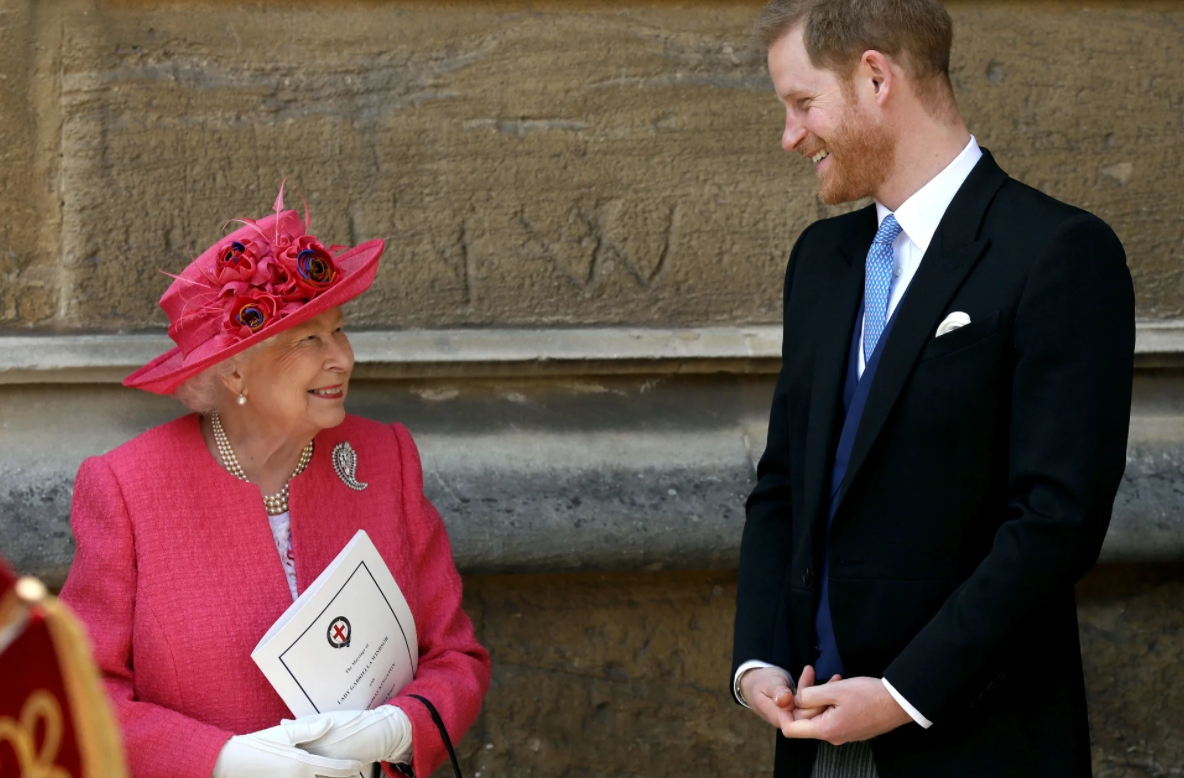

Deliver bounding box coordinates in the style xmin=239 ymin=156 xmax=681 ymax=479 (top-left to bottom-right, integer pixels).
xmin=860 ymin=50 xmax=894 ymax=106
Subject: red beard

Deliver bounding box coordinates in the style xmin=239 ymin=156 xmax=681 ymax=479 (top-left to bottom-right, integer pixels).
xmin=814 ymin=102 xmax=895 ymax=205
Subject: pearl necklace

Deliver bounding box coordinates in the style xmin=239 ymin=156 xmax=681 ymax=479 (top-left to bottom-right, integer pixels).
xmin=210 ymin=413 xmax=314 ymax=516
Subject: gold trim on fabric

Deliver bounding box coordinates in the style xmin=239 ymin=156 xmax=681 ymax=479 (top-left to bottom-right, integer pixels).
xmin=41 ymin=595 xmax=129 ymax=778
xmin=0 ymin=689 xmax=71 ymax=778
xmin=0 ymin=579 xmax=129 ymax=778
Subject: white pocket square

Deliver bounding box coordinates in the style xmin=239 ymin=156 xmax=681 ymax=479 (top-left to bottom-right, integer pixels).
xmin=936 ymin=311 xmax=971 ymax=337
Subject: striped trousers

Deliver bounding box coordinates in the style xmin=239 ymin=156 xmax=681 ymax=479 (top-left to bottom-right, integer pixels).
xmin=810 ymin=741 xmax=880 ymax=778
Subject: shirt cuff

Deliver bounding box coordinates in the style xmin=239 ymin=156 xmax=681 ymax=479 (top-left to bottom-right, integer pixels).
xmin=881 ymin=677 xmax=933 ymax=729
xmin=733 ymin=660 xmax=790 ymax=708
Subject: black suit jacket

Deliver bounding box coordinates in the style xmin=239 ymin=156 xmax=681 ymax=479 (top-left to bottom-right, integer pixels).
xmin=732 ymin=150 xmax=1134 ymax=778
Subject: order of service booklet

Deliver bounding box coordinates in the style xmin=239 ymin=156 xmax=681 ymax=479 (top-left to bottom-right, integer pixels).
xmin=252 ymin=530 xmax=418 ymax=718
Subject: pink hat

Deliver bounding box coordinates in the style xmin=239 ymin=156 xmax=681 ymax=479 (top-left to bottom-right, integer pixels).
xmin=123 ymin=185 xmax=383 ymax=395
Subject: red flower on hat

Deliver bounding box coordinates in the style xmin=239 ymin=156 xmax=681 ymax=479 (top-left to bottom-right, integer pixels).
xmin=211 ymin=235 xmax=341 ymax=340
xmin=197 ymin=188 xmax=346 ymax=342
xmin=275 ymin=236 xmax=340 ymax=301
xmin=225 ymin=292 xmax=283 ymax=340
xmin=212 ymin=238 xmax=272 ymax=287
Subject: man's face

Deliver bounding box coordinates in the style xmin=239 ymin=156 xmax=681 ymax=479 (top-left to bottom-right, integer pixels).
xmin=768 ymin=26 xmax=894 ymax=205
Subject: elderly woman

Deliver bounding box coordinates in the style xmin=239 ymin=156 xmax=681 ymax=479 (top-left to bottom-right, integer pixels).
xmin=60 ymin=189 xmax=489 ymax=778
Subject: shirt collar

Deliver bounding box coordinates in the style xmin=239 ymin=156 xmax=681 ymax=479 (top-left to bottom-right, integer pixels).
xmin=875 ymin=136 xmax=982 ymax=254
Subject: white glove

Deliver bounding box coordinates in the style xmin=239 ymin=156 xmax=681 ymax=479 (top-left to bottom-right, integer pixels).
xmin=281 ymin=705 xmax=413 ymax=765
xmin=212 ymin=717 xmax=366 ymax=778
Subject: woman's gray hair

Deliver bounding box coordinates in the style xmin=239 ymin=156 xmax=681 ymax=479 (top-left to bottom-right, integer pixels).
xmin=172 ymin=339 xmax=272 ymax=414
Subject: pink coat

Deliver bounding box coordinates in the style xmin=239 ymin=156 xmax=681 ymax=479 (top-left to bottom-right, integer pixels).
xmin=60 ymin=414 xmax=490 ymax=778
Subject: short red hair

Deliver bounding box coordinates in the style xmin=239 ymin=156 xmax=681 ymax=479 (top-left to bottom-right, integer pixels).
xmin=756 ymin=0 xmax=958 ymax=119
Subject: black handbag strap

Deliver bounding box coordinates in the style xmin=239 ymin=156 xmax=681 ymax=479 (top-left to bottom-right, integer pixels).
xmin=408 ymin=694 xmax=464 ymax=778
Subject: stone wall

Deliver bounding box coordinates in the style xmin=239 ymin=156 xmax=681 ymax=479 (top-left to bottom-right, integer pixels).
xmin=0 ymin=0 xmax=1181 ymax=330
xmin=453 ymin=567 xmax=1184 ymax=778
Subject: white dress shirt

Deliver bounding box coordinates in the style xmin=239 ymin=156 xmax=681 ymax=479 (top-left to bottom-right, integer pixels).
xmin=735 ymin=136 xmax=983 ymax=730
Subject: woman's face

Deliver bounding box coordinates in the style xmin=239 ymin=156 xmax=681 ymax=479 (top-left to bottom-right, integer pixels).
xmin=232 ymin=307 xmax=354 ymax=439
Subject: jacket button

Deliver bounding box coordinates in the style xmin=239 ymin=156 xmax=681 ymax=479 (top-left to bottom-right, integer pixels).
xmin=804 ymin=567 xmax=814 ymax=586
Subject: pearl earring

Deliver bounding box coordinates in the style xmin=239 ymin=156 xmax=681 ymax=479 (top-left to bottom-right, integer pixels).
xmin=237 ymin=392 xmax=247 ymax=406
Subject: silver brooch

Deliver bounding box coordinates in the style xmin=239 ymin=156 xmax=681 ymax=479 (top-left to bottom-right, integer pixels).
xmin=332 ymin=442 xmax=368 ymax=491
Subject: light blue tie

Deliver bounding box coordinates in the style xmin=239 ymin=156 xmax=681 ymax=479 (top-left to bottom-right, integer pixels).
xmin=863 ymin=214 xmax=903 ymax=360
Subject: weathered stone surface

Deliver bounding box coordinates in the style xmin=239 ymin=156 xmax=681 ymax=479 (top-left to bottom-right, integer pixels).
xmin=952 ymin=5 xmax=1184 ymax=319
xmin=1075 ymin=566 xmax=1184 ymax=777
xmin=453 ymin=571 xmax=772 ymax=778
xmin=0 ymin=465 xmax=75 ymax=587
xmin=0 ymin=0 xmax=60 ymax=325
xmin=1107 ymin=430 xmax=1184 ymax=563
xmin=446 ymin=566 xmax=1184 ymax=777
xmin=5 ymin=371 xmax=1184 ymax=587
xmin=1 ymin=0 xmax=1180 ymax=330
xmin=50 ymin=1 xmax=791 ymax=330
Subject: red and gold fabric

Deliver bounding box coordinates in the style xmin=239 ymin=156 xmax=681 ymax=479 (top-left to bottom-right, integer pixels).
xmin=0 ymin=560 xmax=128 ymax=778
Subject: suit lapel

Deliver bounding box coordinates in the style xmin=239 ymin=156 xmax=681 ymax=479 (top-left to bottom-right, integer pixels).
xmin=801 ymin=207 xmax=877 ymax=535
xmin=836 ymin=151 xmax=1009 ymax=509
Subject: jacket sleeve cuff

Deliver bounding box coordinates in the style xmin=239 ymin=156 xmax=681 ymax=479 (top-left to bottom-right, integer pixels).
xmin=733 ymin=660 xmax=789 ymax=708
xmin=882 ymin=677 xmax=933 ymax=729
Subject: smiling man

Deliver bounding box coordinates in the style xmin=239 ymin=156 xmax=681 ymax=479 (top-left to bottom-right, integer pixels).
xmin=731 ymin=1 xmax=1135 ymax=777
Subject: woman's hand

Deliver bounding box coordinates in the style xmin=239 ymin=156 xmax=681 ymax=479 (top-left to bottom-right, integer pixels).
xmin=212 ymin=717 xmax=365 ymax=778
xmin=280 ymin=705 xmax=413 ymax=765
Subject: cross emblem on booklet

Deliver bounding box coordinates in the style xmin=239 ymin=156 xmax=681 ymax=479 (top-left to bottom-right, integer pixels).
xmin=251 ymin=530 xmax=418 ymax=719
xmin=327 ymin=617 xmax=351 ymax=648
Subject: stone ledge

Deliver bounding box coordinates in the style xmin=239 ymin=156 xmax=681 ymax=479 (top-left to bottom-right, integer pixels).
xmin=1 ymin=320 xmax=1181 ymax=383
xmin=3 ymin=418 xmax=1181 ymax=587
xmin=0 ymin=327 xmax=783 ymax=383
xmin=1132 ymin=320 xmax=1184 ymax=367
